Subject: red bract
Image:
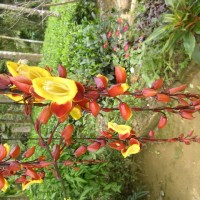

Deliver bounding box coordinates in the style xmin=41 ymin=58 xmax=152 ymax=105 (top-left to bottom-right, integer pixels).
xmin=15 ymin=175 xmax=26 ymax=183
xmin=58 ymin=64 xmax=67 ymax=78
xmin=142 ymin=88 xmax=158 ymax=97
xmin=89 ymin=100 xmax=100 ymax=117
xmin=129 ymin=138 xmax=140 ymax=145
xmin=0 ymin=174 xmax=5 ymax=190
xmin=85 ymin=91 xmax=100 ymax=100
xmin=158 ymin=115 xmax=167 ymax=128
xmin=58 ymin=113 xmax=69 ymax=123
xmin=118 ymin=133 xmax=131 ymax=140
xmin=169 ymin=84 xmax=187 ymax=94
xmin=119 ymin=102 xmax=132 ymax=121
xmin=87 ymin=142 xmax=101 ymax=152
xmin=61 ymin=124 xmax=74 ymax=140
xmin=0 ymin=145 xmax=7 ymax=161
xmin=115 ymin=66 xmax=127 ymax=83
xmin=74 ymin=82 xmax=85 ymax=102
xmin=51 ymin=101 xmax=72 ymax=118
xmin=180 ymin=99 xmax=190 ymax=106
xmin=52 ymin=144 xmax=60 ymax=161
xmin=23 ymin=146 xmax=36 ymax=158
xmin=156 ymin=94 xmax=171 ymax=103
xmin=109 ymin=141 xmax=125 ymax=150
xmin=94 ymin=75 xmax=108 ymax=89
xmin=38 ymin=105 xmax=52 ymax=124
xmin=0 ymin=74 xmax=11 ymax=89
xmin=108 ymin=84 xmax=129 ymax=97
xmin=151 ymin=78 xmax=163 ymax=90
xmin=100 ymin=131 xmax=112 ymax=139
xmin=9 ymin=145 xmax=21 ymax=159
xmin=10 ymin=76 xmax=32 ymax=94
xmin=74 ymin=146 xmax=87 ymax=157
xmin=26 ymin=168 xmax=40 ymax=180
xmin=9 ymin=161 xmax=21 ymax=171
xmin=180 ymin=111 xmax=194 ymax=120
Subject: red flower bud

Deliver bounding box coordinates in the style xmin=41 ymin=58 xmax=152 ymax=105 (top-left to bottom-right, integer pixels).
xmin=89 ymin=100 xmax=100 ymax=117
xmin=180 ymin=111 xmax=194 ymax=120
xmin=103 ymin=42 xmax=108 ymax=48
xmin=0 ymin=145 xmax=7 ymax=161
xmin=94 ymin=75 xmax=108 ymax=89
xmin=119 ymin=102 xmax=132 ymax=121
xmin=142 ymin=88 xmax=158 ymax=97
xmin=151 ymin=78 xmax=163 ymax=89
xmin=116 ymin=30 xmax=120 ymax=36
xmin=87 ymin=142 xmax=101 ymax=152
xmin=107 ymin=31 xmax=112 ymax=38
xmin=58 ymin=64 xmax=67 ymax=78
xmin=169 ymin=84 xmax=187 ymax=94
xmin=38 ymin=105 xmax=52 ymax=124
xmin=158 ymin=115 xmax=167 ymax=128
xmin=123 ymin=25 xmax=129 ymax=32
xmin=124 ymin=43 xmax=129 ymax=52
xmin=115 ymin=66 xmax=127 ymax=83
xmin=9 ymin=145 xmax=20 ymax=159
xmin=156 ymin=94 xmax=171 ymax=103
xmin=117 ymin=18 xmax=123 ymax=24
xmin=23 ymin=146 xmax=36 ymax=158
xmin=74 ymin=146 xmax=87 ymax=157
xmin=61 ymin=124 xmax=74 ymax=140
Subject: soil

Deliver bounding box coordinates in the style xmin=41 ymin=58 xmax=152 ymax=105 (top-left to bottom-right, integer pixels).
xmin=135 ymin=69 xmax=200 ymax=200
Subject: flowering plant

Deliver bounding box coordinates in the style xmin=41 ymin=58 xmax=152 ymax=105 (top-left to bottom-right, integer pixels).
xmin=0 ymin=61 xmax=200 ymax=198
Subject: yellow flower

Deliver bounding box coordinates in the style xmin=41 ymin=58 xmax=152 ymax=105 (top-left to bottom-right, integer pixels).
xmin=6 ymin=61 xmax=51 ymax=79
xmin=32 ymin=77 xmax=78 ymax=104
xmin=108 ymin=122 xmax=132 ymax=135
xmin=1 ymin=178 xmax=9 ymax=192
xmin=70 ymin=105 xmax=82 ymax=120
xmin=22 ymin=179 xmax=43 ymax=191
xmin=121 ymin=143 xmax=140 ymax=158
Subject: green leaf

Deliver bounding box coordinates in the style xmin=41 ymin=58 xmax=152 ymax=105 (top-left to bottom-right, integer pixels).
xmin=192 ymin=43 xmax=200 ymax=64
xmin=183 ymin=32 xmax=196 ymax=58
xmin=165 ymin=0 xmax=175 ymax=8
xmin=145 ymin=25 xmax=172 ymax=43
xmin=194 ymin=22 xmax=200 ymax=35
xmin=162 ymin=31 xmax=183 ymax=52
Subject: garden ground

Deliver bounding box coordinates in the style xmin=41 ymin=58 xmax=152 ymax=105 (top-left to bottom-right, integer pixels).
xmin=136 ymin=64 xmax=200 ymax=200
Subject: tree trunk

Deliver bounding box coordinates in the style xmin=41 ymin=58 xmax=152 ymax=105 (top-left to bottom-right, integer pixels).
xmin=0 ymin=35 xmax=43 ymax=44
xmin=0 ymin=51 xmax=42 ymax=62
xmin=0 ymin=3 xmax=60 ymax=17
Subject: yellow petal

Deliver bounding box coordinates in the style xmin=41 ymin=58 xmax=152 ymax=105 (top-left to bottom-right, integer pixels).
xmin=3 ymin=143 xmax=10 ymax=156
xmin=32 ymin=77 xmax=78 ymax=104
xmin=108 ymin=122 xmax=131 ymax=135
xmin=5 ymin=94 xmax=24 ymax=103
xmin=18 ymin=66 xmax=51 ymax=80
xmin=121 ymin=144 xmax=140 ymax=158
xmin=6 ymin=61 xmax=51 ymax=79
xmin=70 ymin=105 xmax=82 ymax=120
xmin=1 ymin=178 xmax=9 ymax=192
xmin=6 ymin=61 xmax=20 ymax=77
xmin=121 ymin=83 xmax=129 ymax=92
xmin=22 ymin=179 xmax=43 ymax=191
